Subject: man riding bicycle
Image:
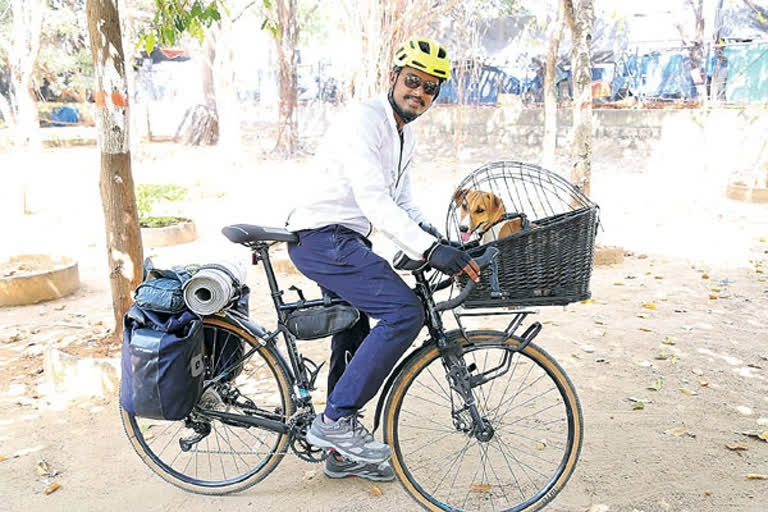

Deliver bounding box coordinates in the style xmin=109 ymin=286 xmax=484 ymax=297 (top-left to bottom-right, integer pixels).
xmin=285 ymin=37 xmax=480 ymax=481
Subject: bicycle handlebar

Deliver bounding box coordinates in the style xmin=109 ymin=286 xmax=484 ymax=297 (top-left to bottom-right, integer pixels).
xmin=392 ymin=246 xmax=499 ymax=312
xmin=434 ymin=246 xmax=498 ymax=311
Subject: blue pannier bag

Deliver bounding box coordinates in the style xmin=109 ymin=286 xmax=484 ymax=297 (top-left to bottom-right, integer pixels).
xmin=120 ymin=304 xmax=204 ymax=420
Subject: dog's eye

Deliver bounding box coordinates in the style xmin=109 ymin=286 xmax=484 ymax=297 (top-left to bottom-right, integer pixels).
xmin=461 ymin=203 xmax=468 ymax=210
xmin=475 ymin=208 xmax=485 ymax=214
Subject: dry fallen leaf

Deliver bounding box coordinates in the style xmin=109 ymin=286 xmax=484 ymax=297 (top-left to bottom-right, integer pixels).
xmin=711 ymin=287 xmax=721 ymax=292
xmin=580 ymin=299 xmax=596 ymax=305
xmin=708 ymin=295 xmax=718 ymax=300
xmin=745 ymin=474 xmax=768 ymax=480
xmin=536 ymin=442 xmax=546 ymax=450
xmin=36 ymin=460 xmax=50 ymax=477
xmin=680 ymin=388 xmax=698 ymax=396
xmin=44 ymin=482 xmax=61 ymax=495
xmin=369 ymin=486 xmax=383 ymax=496
xmin=642 ymin=303 xmax=658 ymax=310
xmin=662 ymin=336 xmax=676 ymax=345
xmin=614 ymin=282 xmax=624 ymax=286
xmin=702 ymin=273 xmax=710 ymax=279
xmin=664 ymin=425 xmax=693 ymax=437
xmin=637 ymin=313 xmax=650 ymax=319
xmin=0 ymin=455 xmax=6 ymax=463
xmin=757 ymin=418 xmax=768 ymax=427
xmin=303 ymin=470 xmax=317 ymax=481
xmin=704 ymin=490 xmax=712 ymax=496
xmin=639 ymin=327 xmax=653 ymax=332
xmin=654 ymin=275 xmax=664 ymax=280
xmin=471 ymin=483 xmax=492 ymax=493
xmin=726 ymin=443 xmax=748 ymax=451
xmin=698 ymin=379 xmax=709 ymax=387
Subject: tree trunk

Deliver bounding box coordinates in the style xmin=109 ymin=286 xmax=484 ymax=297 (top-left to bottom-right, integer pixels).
xmin=273 ymin=0 xmax=299 ymax=156
xmin=564 ymin=0 xmax=594 ymax=198
xmin=85 ymin=0 xmax=143 ymax=339
xmin=542 ymin=8 xmax=565 ymax=170
xmin=709 ymin=0 xmax=726 ymax=102
xmin=8 ymin=0 xmax=44 ymax=150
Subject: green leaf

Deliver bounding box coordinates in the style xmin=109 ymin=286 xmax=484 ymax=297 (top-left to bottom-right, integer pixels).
xmin=144 ymin=33 xmax=156 ymax=55
xmin=633 ymin=401 xmax=645 ymax=410
xmin=649 ymin=377 xmax=663 ymax=392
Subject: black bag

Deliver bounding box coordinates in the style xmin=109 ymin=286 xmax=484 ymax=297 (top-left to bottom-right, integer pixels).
xmin=133 ymin=258 xmax=192 ymax=314
xmin=284 ymin=304 xmax=360 ymax=340
xmin=119 ymin=304 xmax=204 ymax=420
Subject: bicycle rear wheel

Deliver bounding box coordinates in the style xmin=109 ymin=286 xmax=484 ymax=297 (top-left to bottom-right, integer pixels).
xmin=120 ymin=316 xmax=295 ymax=494
xmin=383 ymin=330 xmax=582 ymax=512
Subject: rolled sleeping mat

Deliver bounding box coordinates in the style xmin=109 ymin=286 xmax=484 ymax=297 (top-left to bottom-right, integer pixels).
xmin=182 ymin=262 xmax=246 ymax=315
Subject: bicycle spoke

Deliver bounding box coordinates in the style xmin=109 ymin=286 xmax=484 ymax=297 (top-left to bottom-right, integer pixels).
xmin=389 ymin=338 xmax=582 ymax=512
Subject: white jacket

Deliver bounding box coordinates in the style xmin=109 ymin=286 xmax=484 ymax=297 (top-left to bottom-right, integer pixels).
xmin=285 ymin=95 xmax=436 ymax=260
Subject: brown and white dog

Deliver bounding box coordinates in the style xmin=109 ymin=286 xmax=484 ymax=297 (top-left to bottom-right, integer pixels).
xmin=453 ymin=189 xmax=527 ymax=244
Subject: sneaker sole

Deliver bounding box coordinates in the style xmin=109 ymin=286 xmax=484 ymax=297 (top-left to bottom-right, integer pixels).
xmin=323 ymin=468 xmax=395 ymax=482
xmin=306 ymin=431 xmax=391 ymax=465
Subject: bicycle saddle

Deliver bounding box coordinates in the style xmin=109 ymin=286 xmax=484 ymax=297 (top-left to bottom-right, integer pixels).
xmin=222 ymin=224 xmax=299 ymax=244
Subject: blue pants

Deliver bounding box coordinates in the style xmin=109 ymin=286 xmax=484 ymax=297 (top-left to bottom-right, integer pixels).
xmin=287 ymin=225 xmax=425 ymax=420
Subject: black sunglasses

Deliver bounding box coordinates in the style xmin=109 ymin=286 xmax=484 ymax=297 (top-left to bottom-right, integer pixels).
xmin=403 ymin=73 xmax=440 ymax=96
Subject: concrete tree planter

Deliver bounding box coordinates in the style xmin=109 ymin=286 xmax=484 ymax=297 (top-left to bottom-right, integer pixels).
xmin=140 ymin=219 xmax=198 ymax=247
xmin=0 ymin=254 xmax=80 ymax=306
xmin=726 ymin=182 xmax=768 ymax=204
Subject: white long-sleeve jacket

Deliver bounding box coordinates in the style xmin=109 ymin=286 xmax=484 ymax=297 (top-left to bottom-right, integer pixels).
xmin=285 ymin=95 xmax=436 ymax=260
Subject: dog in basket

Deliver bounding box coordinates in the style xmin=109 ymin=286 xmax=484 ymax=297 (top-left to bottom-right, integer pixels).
xmin=453 ymin=189 xmax=533 ymax=245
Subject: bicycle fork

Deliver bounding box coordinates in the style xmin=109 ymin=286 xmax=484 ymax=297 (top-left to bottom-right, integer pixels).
xmin=439 ymin=344 xmax=497 ymax=442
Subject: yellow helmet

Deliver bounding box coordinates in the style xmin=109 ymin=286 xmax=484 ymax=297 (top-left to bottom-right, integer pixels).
xmin=393 ymin=37 xmax=451 ymax=81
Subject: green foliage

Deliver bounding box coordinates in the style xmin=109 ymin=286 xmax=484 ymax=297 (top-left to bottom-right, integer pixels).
xmin=135 ymin=184 xmax=189 ymax=224
xmin=140 ymin=215 xmax=191 ymax=228
xmin=138 ymin=0 xmax=226 ymax=53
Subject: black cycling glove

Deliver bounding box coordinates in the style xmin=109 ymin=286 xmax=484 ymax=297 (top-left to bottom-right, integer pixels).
xmin=424 ymin=242 xmax=472 ymax=275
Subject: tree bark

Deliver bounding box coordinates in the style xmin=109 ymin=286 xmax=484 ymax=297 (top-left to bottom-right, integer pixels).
xmin=542 ymin=7 xmax=565 ymax=170
xmin=273 ymin=0 xmax=299 ymax=156
xmin=7 ymin=0 xmax=44 ymax=149
xmin=85 ymin=0 xmax=143 ymax=339
xmin=563 ymin=0 xmax=594 ymax=198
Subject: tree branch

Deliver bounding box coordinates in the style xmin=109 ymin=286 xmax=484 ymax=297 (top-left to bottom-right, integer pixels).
xmin=562 ymin=0 xmax=576 ymax=33
xmin=232 ymin=0 xmax=258 ymax=23
xmin=743 ymin=0 xmax=768 ymax=19
xmin=300 ymin=0 xmax=322 ymax=28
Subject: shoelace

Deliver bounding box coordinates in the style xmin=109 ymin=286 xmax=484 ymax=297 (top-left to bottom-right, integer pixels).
xmin=340 ymin=411 xmax=374 ymax=442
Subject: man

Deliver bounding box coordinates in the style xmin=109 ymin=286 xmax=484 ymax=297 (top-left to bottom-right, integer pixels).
xmin=285 ymin=37 xmax=479 ymax=481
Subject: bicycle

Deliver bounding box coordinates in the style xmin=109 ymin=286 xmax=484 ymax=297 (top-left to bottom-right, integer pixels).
xmin=121 ymin=223 xmax=583 ymax=512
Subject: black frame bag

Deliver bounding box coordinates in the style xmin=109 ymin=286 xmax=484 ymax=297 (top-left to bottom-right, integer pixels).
xmin=120 ymin=304 xmax=204 ymax=421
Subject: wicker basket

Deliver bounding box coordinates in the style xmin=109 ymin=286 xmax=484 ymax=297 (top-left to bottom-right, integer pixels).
xmin=446 ymin=161 xmax=599 ymax=308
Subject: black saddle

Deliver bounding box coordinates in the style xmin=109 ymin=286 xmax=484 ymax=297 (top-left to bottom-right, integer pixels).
xmin=222 ymin=224 xmax=298 ymax=245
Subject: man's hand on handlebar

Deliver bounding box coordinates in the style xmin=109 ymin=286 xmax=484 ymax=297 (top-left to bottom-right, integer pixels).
xmin=424 ymin=242 xmax=481 ymax=282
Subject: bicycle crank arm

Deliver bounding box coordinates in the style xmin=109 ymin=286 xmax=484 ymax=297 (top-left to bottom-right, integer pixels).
xmin=198 ymin=409 xmax=291 ymax=434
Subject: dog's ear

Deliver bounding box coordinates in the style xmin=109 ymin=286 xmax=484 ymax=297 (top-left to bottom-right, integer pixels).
xmin=493 ymin=196 xmax=500 ymax=208
xmin=453 ymin=189 xmax=468 ymax=205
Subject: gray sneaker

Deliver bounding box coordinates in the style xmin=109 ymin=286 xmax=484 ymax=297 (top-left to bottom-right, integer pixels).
xmin=324 ymin=453 xmax=396 ymax=482
xmin=306 ymin=413 xmax=392 ymax=464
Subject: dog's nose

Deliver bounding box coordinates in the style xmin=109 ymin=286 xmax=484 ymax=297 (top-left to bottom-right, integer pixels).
xmin=459 ymin=225 xmax=468 ymax=233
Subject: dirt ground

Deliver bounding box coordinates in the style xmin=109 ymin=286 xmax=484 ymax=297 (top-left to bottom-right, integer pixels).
xmin=1 ymin=134 xmax=767 ymax=512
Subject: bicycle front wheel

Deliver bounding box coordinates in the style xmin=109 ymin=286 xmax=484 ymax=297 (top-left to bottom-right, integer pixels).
xmin=120 ymin=316 xmax=295 ymax=495
xmin=383 ymin=330 xmax=583 ymax=512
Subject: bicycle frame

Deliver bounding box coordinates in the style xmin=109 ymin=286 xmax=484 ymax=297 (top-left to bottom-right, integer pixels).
xmin=199 ymin=240 xmax=541 ymax=440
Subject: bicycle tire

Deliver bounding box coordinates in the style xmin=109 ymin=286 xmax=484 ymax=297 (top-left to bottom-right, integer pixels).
xmin=120 ymin=316 xmax=295 ymax=495
xmin=383 ymin=330 xmax=583 ymax=512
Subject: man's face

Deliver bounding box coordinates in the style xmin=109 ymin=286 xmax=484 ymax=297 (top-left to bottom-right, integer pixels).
xmin=390 ymin=66 xmax=439 ymax=120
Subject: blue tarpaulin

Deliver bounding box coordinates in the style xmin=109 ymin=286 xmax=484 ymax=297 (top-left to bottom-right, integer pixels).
xmin=437 ymin=65 xmax=504 ymax=105
xmin=724 ymin=42 xmax=768 ymax=103
xmin=50 ymin=106 xmax=80 ymax=126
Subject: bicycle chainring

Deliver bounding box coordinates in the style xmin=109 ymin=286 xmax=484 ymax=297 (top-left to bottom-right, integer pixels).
xmin=289 ymin=409 xmax=328 ymax=463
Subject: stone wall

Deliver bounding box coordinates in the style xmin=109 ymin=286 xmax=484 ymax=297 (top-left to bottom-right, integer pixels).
xmin=411 ymin=104 xmax=768 ymax=153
